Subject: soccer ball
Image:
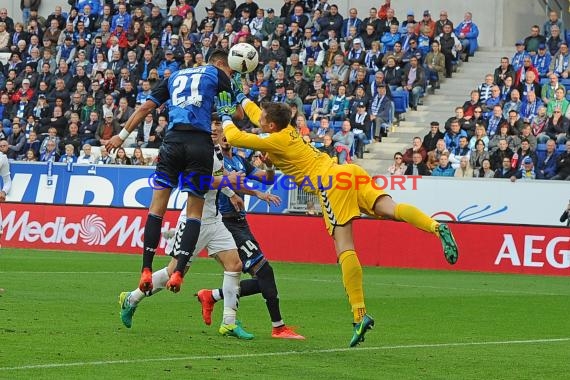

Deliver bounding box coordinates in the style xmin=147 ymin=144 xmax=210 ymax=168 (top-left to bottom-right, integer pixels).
xmin=228 ymin=43 xmax=259 ymax=74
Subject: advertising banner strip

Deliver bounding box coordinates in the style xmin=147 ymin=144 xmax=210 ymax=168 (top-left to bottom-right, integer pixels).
xmin=3 ymin=204 xmax=568 ymax=276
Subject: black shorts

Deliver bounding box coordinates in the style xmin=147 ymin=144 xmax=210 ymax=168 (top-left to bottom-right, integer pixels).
xmin=153 ymin=131 xmax=214 ymax=198
xmin=222 ymin=216 xmax=265 ymax=273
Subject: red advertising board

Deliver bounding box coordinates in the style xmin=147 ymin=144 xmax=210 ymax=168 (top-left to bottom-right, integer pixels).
xmin=2 ymin=204 xmax=569 ymax=276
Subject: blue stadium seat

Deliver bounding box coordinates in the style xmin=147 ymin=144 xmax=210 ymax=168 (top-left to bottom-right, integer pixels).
xmin=557 ymin=144 xmax=566 ymax=152
xmin=536 ymin=143 xmax=547 ymax=153
xmin=566 ymin=30 xmax=570 ymax=44
xmin=540 ymin=78 xmax=549 ymax=86
xmin=560 ymin=79 xmax=570 ymax=87
xmin=331 ymin=121 xmax=342 ymax=133
xmin=392 ymin=90 xmax=409 ymax=115
xmin=308 ymin=120 xmax=319 ymax=130
xmin=303 ymin=104 xmax=312 ymax=116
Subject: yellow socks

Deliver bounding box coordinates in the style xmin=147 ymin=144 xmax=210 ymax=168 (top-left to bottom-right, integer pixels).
xmin=338 ymin=250 xmax=366 ymax=323
xmin=394 ymin=203 xmax=438 ymax=234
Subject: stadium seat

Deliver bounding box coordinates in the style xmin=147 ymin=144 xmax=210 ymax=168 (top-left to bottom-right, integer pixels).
xmin=392 ymin=90 xmax=409 ymax=117
xmin=536 ymin=143 xmax=547 ymax=153
xmin=303 ymin=104 xmax=312 ymax=116
xmin=540 ymin=78 xmax=549 ymax=86
xmin=566 ymin=30 xmax=570 ymax=44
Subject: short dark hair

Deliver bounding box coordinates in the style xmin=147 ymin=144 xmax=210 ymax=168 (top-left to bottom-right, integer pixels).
xmin=208 ymin=49 xmax=228 ymax=65
xmin=261 ymin=102 xmax=291 ymax=130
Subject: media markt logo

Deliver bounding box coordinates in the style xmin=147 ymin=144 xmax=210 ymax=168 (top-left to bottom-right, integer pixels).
xmin=79 ymin=214 xmax=107 ymax=245
xmin=2 ymin=210 xmax=151 ymax=247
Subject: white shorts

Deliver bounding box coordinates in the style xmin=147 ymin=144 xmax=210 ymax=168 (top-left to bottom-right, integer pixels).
xmin=165 ymin=220 xmax=237 ymax=265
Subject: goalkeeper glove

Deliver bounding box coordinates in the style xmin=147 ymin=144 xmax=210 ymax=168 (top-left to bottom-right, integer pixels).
xmin=215 ymin=91 xmax=236 ymax=122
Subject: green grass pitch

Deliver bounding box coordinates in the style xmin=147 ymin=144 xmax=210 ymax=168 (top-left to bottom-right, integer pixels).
xmin=0 ymin=249 xmax=568 ymax=379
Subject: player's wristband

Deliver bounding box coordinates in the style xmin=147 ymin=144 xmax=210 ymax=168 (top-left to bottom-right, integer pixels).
xmin=236 ymin=92 xmax=247 ymax=104
xmin=222 ymin=118 xmax=233 ymax=129
xmin=221 ymin=187 xmax=235 ymax=198
xmin=118 ymin=128 xmax=130 ymax=140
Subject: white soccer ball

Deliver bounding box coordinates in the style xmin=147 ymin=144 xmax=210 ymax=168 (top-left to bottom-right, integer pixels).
xmin=228 ymin=43 xmax=259 ymax=74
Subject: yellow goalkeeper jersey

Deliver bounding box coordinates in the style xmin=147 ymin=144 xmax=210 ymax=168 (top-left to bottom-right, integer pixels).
xmin=223 ymin=100 xmax=335 ymax=193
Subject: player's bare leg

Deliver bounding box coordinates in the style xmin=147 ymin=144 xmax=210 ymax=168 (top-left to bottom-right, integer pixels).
xmin=373 ymin=196 xmax=459 ymax=264
xmin=334 ymin=223 xmax=375 ymax=347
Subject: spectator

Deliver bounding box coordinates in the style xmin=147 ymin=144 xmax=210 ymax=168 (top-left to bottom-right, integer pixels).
xmin=502 ymin=90 xmax=522 ymax=119
xmin=22 ymin=130 xmax=39 ymax=157
xmin=543 ymin=11 xmax=564 ymax=38
xmin=424 ymin=41 xmax=445 ymax=89
xmin=328 ymin=85 xmax=349 ymax=122
xmin=541 ymin=73 xmax=565 ymax=106
xmin=399 ymin=56 xmax=425 ymax=110
xmin=332 ymin=120 xmax=354 ymax=164
xmin=489 ymin=123 xmax=519 ymax=153
xmin=434 ymin=10 xmax=453 ymax=36
xmin=551 ymin=140 xmax=570 ymax=180
xmin=380 ymin=23 xmax=400 ymax=54
xmin=465 ymin=92 xmax=483 ymax=120
xmin=500 ymin=76 xmax=515 ymax=102
xmin=533 ymin=44 xmax=551 ymax=78
xmin=520 ymin=91 xmax=543 ymax=123
xmin=449 ymin=136 xmax=471 ymax=169
xmin=369 ymin=84 xmax=391 ymax=140
xmin=311 ymin=117 xmax=334 ymax=143
xmin=387 ymin=152 xmax=407 ymax=175
xmin=77 ymin=143 xmax=96 ymax=164
xmin=519 ymin=123 xmax=538 ymax=150
xmin=510 ymin=156 xmax=536 ymax=181
xmin=349 ymin=102 xmax=372 ymax=158
xmin=402 ymin=136 xmax=427 ymax=165
xmin=494 ymin=156 xmax=517 ymax=178
xmin=59 ymin=144 xmax=78 ymax=164
xmin=6 ymin=122 xmax=24 ymax=159
xmin=454 ymin=156 xmax=474 ymax=177
xmin=515 ymin=138 xmax=538 ymax=168
xmin=482 ymin=86 xmax=503 ymax=119
xmin=423 ymin=121 xmax=445 ymax=152
xmin=494 ymin=57 xmax=515 ymax=87
xmin=454 ymin=12 xmax=479 ymax=60
xmin=469 ymin=124 xmax=489 ymax=150
xmin=435 ymin=23 xmax=461 ymax=78
xmin=523 ymin=25 xmax=546 ymax=54
xmin=382 ymin=56 xmax=402 ymax=92
xmin=39 ymin=138 xmax=59 ymax=161
xmin=548 ymin=42 xmax=569 ymax=78
xmin=416 ymin=10 xmax=435 ymax=39
xmin=511 ymin=40 xmax=529 ymax=72
xmin=309 ymin=88 xmax=330 ymax=122
xmin=431 ymin=153 xmax=455 ymax=176
xmin=536 ymin=139 xmax=559 ymax=179
xmin=474 ymin=158 xmax=494 ymax=178
xmin=490 ymin=139 xmax=514 ymax=170
xmin=260 ymin=8 xmax=278 ymax=41
xmin=131 ymin=146 xmax=148 ymax=166
xmin=425 ymin=137 xmax=444 ymax=171
xmin=318 ymin=134 xmax=336 ymax=158
xmin=404 ymin=151 xmax=430 ymax=175
xmin=517 ymin=71 xmax=541 ymax=99
xmin=546 ymin=87 xmax=569 ymax=116
xmin=96 ymin=146 xmax=114 ymax=165
xmin=546 ymin=25 xmax=563 ymax=56
xmin=470 ymin=138 xmax=490 ymax=171
xmin=113 ymin=146 xmax=131 ymax=165
xmin=506 ymin=109 xmax=525 ymax=135
xmin=444 ymin=119 xmax=468 ymax=150
xmin=22 ymin=148 xmax=37 ymax=161
xmin=541 ymin=107 xmax=569 ymax=144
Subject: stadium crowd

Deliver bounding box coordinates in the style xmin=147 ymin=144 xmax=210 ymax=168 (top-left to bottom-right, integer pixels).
xmin=392 ymin=9 xmax=570 ymax=181
xmin=0 ymin=0 xmax=567 ymax=181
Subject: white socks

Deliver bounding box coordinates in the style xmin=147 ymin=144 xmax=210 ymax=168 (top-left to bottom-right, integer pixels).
xmin=222 ymin=271 xmax=240 ymax=325
xmin=129 ymin=267 xmax=170 ymax=305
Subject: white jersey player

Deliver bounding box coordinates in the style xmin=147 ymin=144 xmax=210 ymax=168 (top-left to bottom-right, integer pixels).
xmin=118 ymin=122 xmax=254 ymax=340
xmin=0 ymin=152 xmax=12 ymax=240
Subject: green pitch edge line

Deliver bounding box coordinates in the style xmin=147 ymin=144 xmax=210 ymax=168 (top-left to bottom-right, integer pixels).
xmin=1 ymin=338 xmax=569 ymax=371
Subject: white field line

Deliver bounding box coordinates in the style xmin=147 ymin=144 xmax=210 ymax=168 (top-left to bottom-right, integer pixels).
xmin=0 ymin=271 xmax=567 ymax=296
xmin=0 ymin=337 xmax=568 ymax=371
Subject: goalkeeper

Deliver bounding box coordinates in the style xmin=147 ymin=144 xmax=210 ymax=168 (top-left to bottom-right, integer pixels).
xmin=214 ymin=85 xmax=459 ymax=347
